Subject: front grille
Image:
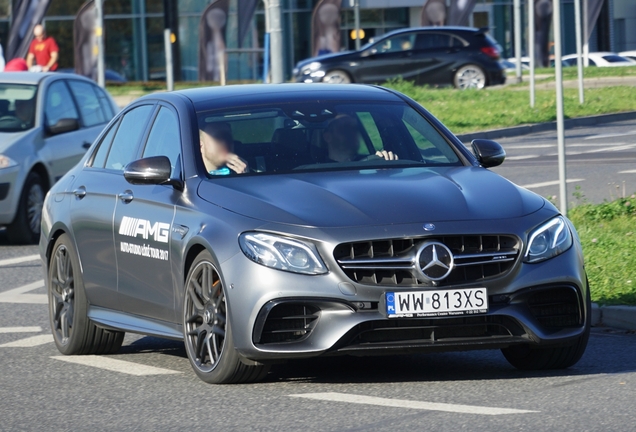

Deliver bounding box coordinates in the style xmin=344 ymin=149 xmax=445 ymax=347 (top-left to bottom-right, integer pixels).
xmin=334 ymin=235 xmax=520 ymax=287
xmin=340 ymin=315 xmax=525 ymax=347
xmin=528 ymin=287 xmax=582 ymax=328
xmin=256 ymin=303 xmax=320 ymax=345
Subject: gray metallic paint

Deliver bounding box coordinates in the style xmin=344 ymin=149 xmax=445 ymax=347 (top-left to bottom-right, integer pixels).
xmin=40 ymin=83 xmax=588 ymax=366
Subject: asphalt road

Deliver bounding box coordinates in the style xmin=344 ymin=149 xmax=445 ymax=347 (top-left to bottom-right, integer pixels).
xmin=1 ymin=241 xmax=636 ymax=431
xmin=490 ymin=118 xmax=636 ymax=206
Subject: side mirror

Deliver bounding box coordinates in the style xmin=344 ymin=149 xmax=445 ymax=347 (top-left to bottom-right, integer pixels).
xmin=123 ymin=156 xmax=183 ymax=190
xmin=471 ymin=139 xmax=506 ymax=168
xmin=47 ymin=118 xmax=79 ymax=135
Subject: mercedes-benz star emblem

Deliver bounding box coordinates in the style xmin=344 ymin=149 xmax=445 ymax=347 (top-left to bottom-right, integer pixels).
xmin=415 ymin=242 xmax=454 ymax=282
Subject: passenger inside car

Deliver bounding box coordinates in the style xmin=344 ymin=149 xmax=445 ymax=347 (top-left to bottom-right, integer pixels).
xmin=322 ymin=114 xmax=398 ymax=163
xmin=199 ymin=122 xmax=248 ymax=175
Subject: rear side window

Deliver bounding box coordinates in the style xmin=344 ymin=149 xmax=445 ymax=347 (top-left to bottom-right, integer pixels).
xmin=104 ymin=105 xmax=153 ymax=170
xmin=91 ymin=119 xmax=120 ymax=168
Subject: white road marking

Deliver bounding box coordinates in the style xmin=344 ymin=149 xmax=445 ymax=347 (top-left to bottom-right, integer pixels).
xmin=289 ymin=392 xmax=537 ymax=415
xmin=0 ymin=326 xmax=42 ymax=333
xmin=584 ymin=143 xmax=636 ymax=153
xmin=0 ymin=280 xmax=47 ymax=304
xmin=0 ymin=254 xmax=41 ymax=267
xmin=521 ymin=178 xmax=585 ymax=189
xmin=504 ymin=144 xmax=553 ymax=149
xmin=584 ymin=131 xmax=636 ymax=140
xmin=51 ymin=355 xmax=183 ymax=376
xmin=0 ymin=334 xmax=52 ymax=348
xmin=618 ymin=169 xmax=636 ymax=174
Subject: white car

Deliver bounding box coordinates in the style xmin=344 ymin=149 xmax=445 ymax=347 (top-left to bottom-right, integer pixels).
xmin=619 ymin=51 xmax=636 ymax=62
xmin=562 ymin=52 xmax=636 ymax=67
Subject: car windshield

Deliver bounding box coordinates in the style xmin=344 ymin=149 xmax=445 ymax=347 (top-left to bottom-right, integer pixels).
xmin=0 ymin=84 xmax=38 ymax=132
xmin=197 ymin=101 xmax=462 ymax=176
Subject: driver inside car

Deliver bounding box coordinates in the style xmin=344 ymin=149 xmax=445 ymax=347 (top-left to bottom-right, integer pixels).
xmin=322 ymin=114 xmax=398 ymax=163
xmin=199 ymin=122 xmax=248 ymax=175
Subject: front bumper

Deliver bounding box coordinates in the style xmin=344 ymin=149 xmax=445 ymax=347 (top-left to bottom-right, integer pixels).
xmin=222 ymin=234 xmax=588 ymax=362
xmin=0 ymin=166 xmax=21 ymax=225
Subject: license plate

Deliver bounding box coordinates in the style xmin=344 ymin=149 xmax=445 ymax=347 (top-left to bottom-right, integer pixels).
xmin=386 ymin=288 xmax=488 ymax=318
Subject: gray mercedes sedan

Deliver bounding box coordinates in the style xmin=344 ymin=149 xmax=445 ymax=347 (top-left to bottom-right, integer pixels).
xmin=40 ymin=84 xmax=590 ymax=384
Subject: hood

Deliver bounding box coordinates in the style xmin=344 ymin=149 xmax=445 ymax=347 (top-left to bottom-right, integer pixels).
xmin=197 ymin=167 xmax=545 ymax=228
xmin=296 ymin=51 xmax=356 ymax=68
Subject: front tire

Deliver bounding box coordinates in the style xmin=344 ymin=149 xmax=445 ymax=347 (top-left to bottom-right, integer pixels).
xmin=8 ymin=172 xmax=45 ymax=244
xmin=453 ymin=64 xmax=487 ymax=90
xmin=48 ymin=234 xmax=124 ymax=355
xmin=323 ymin=69 xmax=352 ymax=84
xmin=183 ymin=251 xmax=270 ymax=384
xmin=502 ymin=287 xmax=591 ymax=370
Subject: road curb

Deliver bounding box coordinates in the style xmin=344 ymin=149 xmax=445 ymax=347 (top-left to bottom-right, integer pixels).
xmin=456 ymin=110 xmax=636 ymax=142
xmin=591 ymin=303 xmax=636 ymax=331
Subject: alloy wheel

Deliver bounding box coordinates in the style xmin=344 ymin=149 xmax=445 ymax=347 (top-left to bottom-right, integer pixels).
xmin=50 ymin=244 xmax=75 ymax=345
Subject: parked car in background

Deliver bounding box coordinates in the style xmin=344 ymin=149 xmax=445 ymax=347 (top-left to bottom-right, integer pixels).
xmin=0 ymin=72 xmax=118 ymax=243
xmin=619 ymin=51 xmax=636 ymax=62
xmin=293 ymin=27 xmax=506 ymax=89
xmin=41 ymin=83 xmax=589 ymax=384
xmin=57 ymin=68 xmax=128 ymax=83
xmin=561 ymin=52 xmax=636 ymax=67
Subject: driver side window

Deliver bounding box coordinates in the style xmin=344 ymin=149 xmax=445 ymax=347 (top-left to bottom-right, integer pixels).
xmin=45 ymin=81 xmax=79 ymax=129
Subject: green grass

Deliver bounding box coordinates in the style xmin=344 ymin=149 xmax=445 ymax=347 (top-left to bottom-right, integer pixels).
xmin=382 ymin=79 xmax=636 ymax=133
xmin=529 ymin=65 xmax=636 ymax=80
xmin=569 ymin=195 xmax=636 ymax=306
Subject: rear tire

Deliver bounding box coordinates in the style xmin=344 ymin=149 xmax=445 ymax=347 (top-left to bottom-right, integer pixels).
xmin=183 ymin=251 xmax=270 ymax=384
xmin=453 ymin=64 xmax=486 ymax=90
xmin=502 ymin=286 xmax=591 ymax=370
xmin=7 ymin=172 xmax=45 ymax=244
xmin=48 ymin=234 xmax=124 ymax=355
xmin=323 ymin=69 xmax=352 ymax=84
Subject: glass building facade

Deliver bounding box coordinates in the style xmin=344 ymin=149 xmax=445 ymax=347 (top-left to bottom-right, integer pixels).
xmin=0 ymin=0 xmax=628 ymax=82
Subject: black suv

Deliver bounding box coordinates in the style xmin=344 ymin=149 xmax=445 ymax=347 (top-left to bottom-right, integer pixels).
xmin=293 ymin=26 xmax=506 ymax=89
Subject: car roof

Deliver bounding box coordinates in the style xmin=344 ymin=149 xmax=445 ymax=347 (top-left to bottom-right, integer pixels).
xmin=0 ymin=72 xmax=95 ymax=85
xmin=163 ymin=83 xmax=406 ymax=112
xmin=380 ymin=26 xmax=486 ymax=38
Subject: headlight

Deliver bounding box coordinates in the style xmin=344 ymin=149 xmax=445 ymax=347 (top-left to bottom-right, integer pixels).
xmin=239 ymin=232 xmax=328 ymax=275
xmin=524 ymin=216 xmax=573 ymax=263
xmin=302 ymin=62 xmax=322 ymax=73
xmin=0 ymin=155 xmax=18 ymax=169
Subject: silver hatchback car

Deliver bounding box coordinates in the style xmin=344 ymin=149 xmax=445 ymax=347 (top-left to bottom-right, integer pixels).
xmin=0 ymin=72 xmax=118 ymax=243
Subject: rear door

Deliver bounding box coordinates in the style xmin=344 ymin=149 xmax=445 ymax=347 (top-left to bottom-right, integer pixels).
xmin=411 ymin=32 xmax=465 ymax=86
xmin=69 ymin=104 xmax=155 ymax=308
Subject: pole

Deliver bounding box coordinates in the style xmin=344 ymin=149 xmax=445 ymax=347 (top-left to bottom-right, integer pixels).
xmin=354 ymin=0 xmax=361 ymax=51
xmin=164 ymin=29 xmax=173 ymax=91
xmin=265 ymin=0 xmax=284 ymax=83
xmin=263 ymin=33 xmax=270 ymax=83
xmin=513 ymin=0 xmax=522 ymax=83
xmin=574 ymin=0 xmax=584 ymax=104
xmin=95 ymin=0 xmax=105 ymax=88
xmin=583 ymin=0 xmax=589 ymax=67
xmin=553 ymin=0 xmax=567 ymax=215
xmin=528 ymin=0 xmax=535 ymax=107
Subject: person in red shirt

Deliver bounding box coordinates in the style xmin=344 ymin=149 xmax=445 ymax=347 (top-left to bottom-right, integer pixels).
xmin=26 ymin=24 xmax=58 ymax=72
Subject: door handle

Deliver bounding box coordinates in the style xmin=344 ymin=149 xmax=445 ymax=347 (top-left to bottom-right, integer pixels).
xmin=118 ymin=190 xmax=134 ymax=203
xmin=73 ymin=186 xmax=86 ymax=199
xmin=82 ymin=142 xmax=92 ymax=149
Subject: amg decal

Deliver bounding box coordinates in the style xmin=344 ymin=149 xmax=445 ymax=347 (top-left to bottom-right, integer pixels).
xmin=119 ymin=216 xmax=170 ymax=243
xmin=120 ymin=242 xmax=169 ymax=261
